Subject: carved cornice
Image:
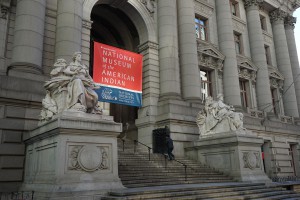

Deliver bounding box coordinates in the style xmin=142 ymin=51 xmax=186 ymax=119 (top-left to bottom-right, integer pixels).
xmin=284 ymin=15 xmax=296 ymax=30
xmin=138 ymin=41 xmax=159 ymax=53
xmin=244 ymin=0 xmax=264 ymax=9
xmin=270 ymin=8 xmax=287 ymax=23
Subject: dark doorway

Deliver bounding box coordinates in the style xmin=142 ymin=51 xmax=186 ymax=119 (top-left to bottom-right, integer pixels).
xmin=90 ymin=4 xmax=140 ymax=137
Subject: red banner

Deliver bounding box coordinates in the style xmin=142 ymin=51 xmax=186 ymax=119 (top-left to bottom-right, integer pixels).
xmin=93 ymin=42 xmax=143 ymax=107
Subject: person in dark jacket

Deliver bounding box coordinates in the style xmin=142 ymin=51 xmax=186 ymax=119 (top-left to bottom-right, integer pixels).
xmin=166 ymin=134 xmax=175 ymax=160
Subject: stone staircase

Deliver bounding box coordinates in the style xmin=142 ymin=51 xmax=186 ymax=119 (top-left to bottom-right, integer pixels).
xmin=103 ymin=139 xmax=300 ymax=199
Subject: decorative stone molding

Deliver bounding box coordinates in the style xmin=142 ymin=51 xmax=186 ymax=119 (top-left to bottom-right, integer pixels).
xmin=68 ymin=145 xmax=110 ymax=172
xmin=279 ymin=114 xmax=294 ymax=124
xmin=263 ymin=32 xmax=273 ymax=44
xmin=270 ymin=8 xmax=287 ymax=23
xmin=284 ymin=15 xmax=296 ymax=30
xmin=195 ymin=0 xmax=214 ymax=18
xmin=140 ymin=0 xmax=155 ymax=15
xmin=197 ymin=41 xmax=225 ymax=74
xmin=269 ymin=67 xmax=284 ymax=91
xmin=0 ymin=0 xmax=10 ymax=19
xmin=138 ymin=41 xmax=159 ymax=53
xmin=244 ymin=0 xmax=263 ymax=9
xmin=237 ymin=56 xmax=258 ymax=81
xmin=243 ymin=151 xmax=260 ymax=169
xmin=83 ymin=19 xmax=92 ymax=29
xmin=232 ymin=17 xmax=247 ymax=33
xmin=247 ymin=107 xmax=266 ymax=118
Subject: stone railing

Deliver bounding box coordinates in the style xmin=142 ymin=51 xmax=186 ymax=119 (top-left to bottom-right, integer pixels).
xmin=247 ymin=108 xmax=266 ymax=119
xmin=279 ymin=114 xmax=294 ymax=124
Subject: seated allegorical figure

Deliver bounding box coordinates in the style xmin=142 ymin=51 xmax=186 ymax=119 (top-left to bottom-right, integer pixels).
xmin=40 ymin=52 xmax=102 ymax=122
xmin=196 ymin=94 xmax=245 ymax=137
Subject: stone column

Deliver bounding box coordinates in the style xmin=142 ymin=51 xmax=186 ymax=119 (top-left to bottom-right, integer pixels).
xmin=177 ymin=0 xmax=201 ymax=101
xmin=8 ymin=0 xmax=46 ymax=78
xmin=285 ymin=15 xmax=300 ymax=116
xmin=157 ymin=0 xmax=181 ymax=98
xmin=55 ymin=0 xmax=83 ymax=61
xmin=244 ymin=0 xmax=273 ymax=112
xmin=270 ymin=9 xmax=299 ymax=117
xmin=0 ymin=0 xmax=10 ymax=75
xmin=215 ymin=0 xmax=241 ymax=106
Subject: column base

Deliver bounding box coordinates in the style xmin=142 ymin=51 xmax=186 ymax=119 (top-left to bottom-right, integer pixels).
xmin=21 ymin=111 xmax=124 ymax=199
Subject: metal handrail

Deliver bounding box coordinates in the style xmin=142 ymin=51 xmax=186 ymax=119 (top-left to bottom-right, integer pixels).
xmin=121 ymin=139 xmax=195 ymax=181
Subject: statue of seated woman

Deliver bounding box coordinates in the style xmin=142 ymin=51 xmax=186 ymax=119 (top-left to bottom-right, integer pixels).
xmin=40 ymin=52 xmax=102 ymax=122
xmin=196 ymin=94 xmax=245 ymax=137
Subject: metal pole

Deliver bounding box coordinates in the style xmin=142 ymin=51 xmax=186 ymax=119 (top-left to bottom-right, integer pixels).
xmin=184 ymin=165 xmax=187 ymax=181
xmin=148 ymin=147 xmax=151 ymax=161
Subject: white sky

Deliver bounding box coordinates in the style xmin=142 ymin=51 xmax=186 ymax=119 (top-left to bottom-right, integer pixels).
xmin=294 ymin=9 xmax=300 ymax=62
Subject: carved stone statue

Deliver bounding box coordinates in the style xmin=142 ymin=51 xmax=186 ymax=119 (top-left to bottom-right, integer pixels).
xmin=40 ymin=52 xmax=102 ymax=122
xmin=196 ymin=94 xmax=245 ymax=137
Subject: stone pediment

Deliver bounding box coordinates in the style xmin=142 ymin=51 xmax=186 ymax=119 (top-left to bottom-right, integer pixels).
xmin=237 ymin=57 xmax=258 ymax=72
xmin=197 ymin=42 xmax=225 ymax=61
xmin=269 ymin=67 xmax=284 ymax=80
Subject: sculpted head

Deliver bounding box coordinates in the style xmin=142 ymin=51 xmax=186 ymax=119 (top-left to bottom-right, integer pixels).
xmin=54 ymin=58 xmax=67 ymax=68
xmin=73 ymin=52 xmax=82 ymax=62
xmin=217 ymin=93 xmax=224 ymax=101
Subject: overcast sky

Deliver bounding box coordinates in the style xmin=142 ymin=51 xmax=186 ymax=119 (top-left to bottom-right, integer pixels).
xmin=294 ymin=9 xmax=300 ymax=62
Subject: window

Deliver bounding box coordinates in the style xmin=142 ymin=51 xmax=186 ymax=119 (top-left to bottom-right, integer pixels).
xmin=200 ymin=70 xmax=212 ymax=100
xmin=195 ymin=17 xmax=208 ymax=41
xmin=234 ymin=33 xmax=243 ymax=55
xmin=260 ymin=15 xmax=267 ymax=31
xmin=239 ymin=80 xmax=248 ymax=107
xmin=264 ymin=45 xmax=271 ymax=65
xmin=271 ymin=88 xmax=278 ymax=114
xmin=230 ymin=0 xmax=239 ymax=17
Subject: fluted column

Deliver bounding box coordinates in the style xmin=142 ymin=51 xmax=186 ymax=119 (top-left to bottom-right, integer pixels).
xmin=55 ymin=0 xmax=83 ymax=61
xmin=158 ymin=0 xmax=181 ymax=98
xmin=270 ymin=9 xmax=299 ymax=117
xmin=285 ymin=15 xmax=300 ymax=116
xmin=244 ymin=0 xmax=273 ymax=112
xmin=215 ymin=0 xmax=241 ymax=106
xmin=177 ymin=0 xmax=201 ymax=101
xmin=8 ymin=0 xmax=46 ymax=77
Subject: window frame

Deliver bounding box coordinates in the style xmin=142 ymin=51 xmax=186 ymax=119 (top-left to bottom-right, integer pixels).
xmin=200 ymin=69 xmax=212 ymax=100
xmin=260 ymin=15 xmax=267 ymax=32
xmin=239 ymin=79 xmax=248 ymax=108
xmin=230 ymin=0 xmax=240 ymax=17
xmin=195 ymin=16 xmax=209 ymax=41
xmin=234 ymin=32 xmax=243 ymax=55
xmin=264 ymin=45 xmax=272 ymax=65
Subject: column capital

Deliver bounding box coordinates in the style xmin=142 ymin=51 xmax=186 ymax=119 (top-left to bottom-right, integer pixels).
xmin=284 ymin=15 xmax=297 ymax=30
xmin=244 ymin=0 xmax=263 ymax=10
xmin=270 ymin=8 xmax=287 ymax=24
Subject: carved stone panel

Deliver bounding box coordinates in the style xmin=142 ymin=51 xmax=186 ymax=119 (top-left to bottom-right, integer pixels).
xmin=68 ymin=144 xmax=110 ymax=172
xmin=243 ymin=151 xmax=260 ymax=170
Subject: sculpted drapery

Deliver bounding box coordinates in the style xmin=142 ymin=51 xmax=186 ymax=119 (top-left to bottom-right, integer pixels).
xmin=40 ymin=52 xmax=101 ymax=122
xmin=196 ymin=94 xmax=245 ymax=137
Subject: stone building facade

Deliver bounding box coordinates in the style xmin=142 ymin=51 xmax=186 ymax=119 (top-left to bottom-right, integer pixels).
xmin=0 ymin=0 xmax=300 ymax=192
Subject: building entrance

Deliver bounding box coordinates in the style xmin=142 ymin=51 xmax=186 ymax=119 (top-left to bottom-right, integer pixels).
xmin=90 ymin=4 xmax=140 ymax=138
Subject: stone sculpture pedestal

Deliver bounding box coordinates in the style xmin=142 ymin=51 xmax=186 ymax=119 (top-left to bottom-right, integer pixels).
xmin=185 ymin=131 xmax=270 ymax=182
xmin=21 ymin=111 xmax=124 ymax=199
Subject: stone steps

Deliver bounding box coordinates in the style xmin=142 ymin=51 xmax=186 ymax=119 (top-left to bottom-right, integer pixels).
xmin=103 ymin=183 xmax=300 ymax=200
xmin=113 ymin=138 xmax=300 ymax=200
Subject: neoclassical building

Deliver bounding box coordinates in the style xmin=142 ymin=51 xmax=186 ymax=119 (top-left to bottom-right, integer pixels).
xmin=0 ymin=0 xmax=300 ymax=192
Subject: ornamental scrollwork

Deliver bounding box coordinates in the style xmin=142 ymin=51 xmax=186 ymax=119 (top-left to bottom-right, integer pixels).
xmin=284 ymin=15 xmax=296 ymax=30
xmin=243 ymin=151 xmax=260 ymax=170
xmin=244 ymin=0 xmax=263 ymax=9
xmin=68 ymin=145 xmax=110 ymax=172
xmin=270 ymin=8 xmax=287 ymax=23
